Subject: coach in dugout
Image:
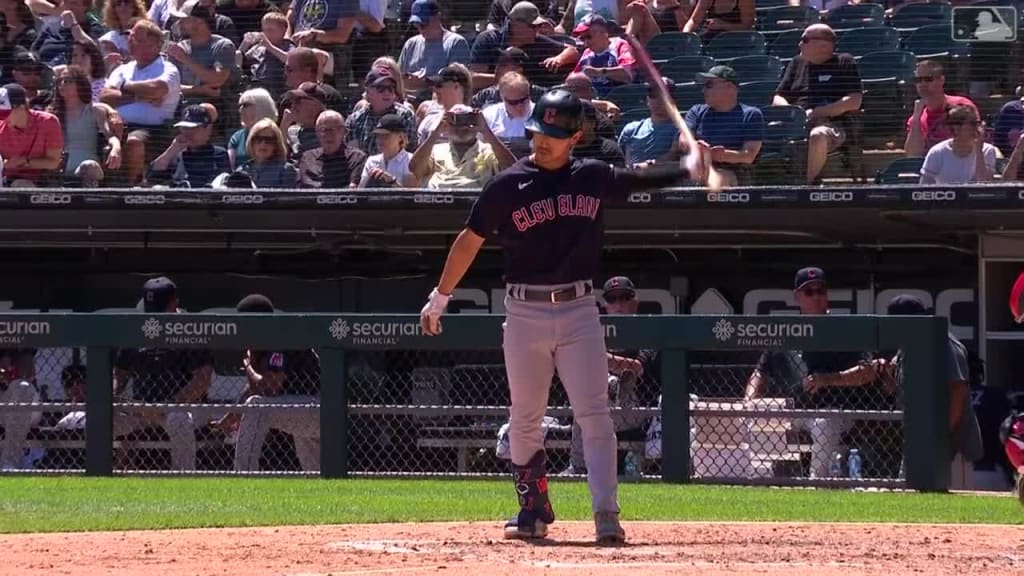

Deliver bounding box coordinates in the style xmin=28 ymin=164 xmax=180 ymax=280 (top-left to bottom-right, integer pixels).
xmin=113 ymin=277 xmax=215 ymax=471
xmin=212 ymin=294 xmax=321 ymax=472
xmin=744 ymin=267 xmax=887 ymax=479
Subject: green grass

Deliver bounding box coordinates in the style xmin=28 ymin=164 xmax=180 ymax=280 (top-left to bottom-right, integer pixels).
xmin=0 ymin=477 xmax=1020 ymax=534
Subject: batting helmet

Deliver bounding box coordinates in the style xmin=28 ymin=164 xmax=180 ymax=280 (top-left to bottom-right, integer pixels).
xmin=525 ymin=89 xmax=583 ymax=139
xmin=1001 ymin=412 xmax=1024 ymax=445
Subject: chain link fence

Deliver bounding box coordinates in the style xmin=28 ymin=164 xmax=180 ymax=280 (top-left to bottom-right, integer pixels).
xmin=2 ymin=344 xmax=902 ymax=483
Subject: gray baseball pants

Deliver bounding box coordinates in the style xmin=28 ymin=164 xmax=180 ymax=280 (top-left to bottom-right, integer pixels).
xmin=503 ymin=283 xmax=620 ymax=515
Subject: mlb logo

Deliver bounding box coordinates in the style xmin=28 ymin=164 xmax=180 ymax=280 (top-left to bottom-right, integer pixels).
xmin=952 ymin=6 xmax=1018 ymax=42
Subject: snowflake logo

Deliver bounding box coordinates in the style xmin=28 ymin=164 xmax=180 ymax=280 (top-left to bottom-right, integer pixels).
xmin=329 ymin=318 xmax=350 ymax=340
xmin=141 ymin=318 xmax=163 ymax=339
xmin=712 ymin=318 xmax=735 ymax=342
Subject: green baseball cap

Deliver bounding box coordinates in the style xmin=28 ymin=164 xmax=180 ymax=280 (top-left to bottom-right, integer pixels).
xmin=696 ymin=65 xmax=738 ymax=85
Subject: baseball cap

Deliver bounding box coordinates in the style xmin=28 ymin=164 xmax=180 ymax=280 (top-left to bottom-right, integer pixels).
xmin=887 ymin=294 xmax=928 ymax=316
xmin=429 ymin=64 xmax=470 ymax=87
xmin=497 ymin=47 xmax=528 ymax=67
xmin=174 ymin=104 xmax=213 ymax=128
xmin=0 ymin=83 xmax=27 ymax=110
xmin=236 ymin=293 xmax=275 ymax=313
xmin=172 ymin=0 xmax=214 ymax=22
xmin=365 ymin=66 xmax=397 ymax=88
xmin=373 ymin=113 xmax=405 ymax=134
xmin=572 ymin=13 xmax=619 ymax=36
xmin=603 ymin=276 xmax=636 ymax=297
xmin=645 ymin=77 xmax=676 ymax=95
xmin=697 ymin=65 xmax=738 ymax=85
xmin=12 ymin=51 xmax=43 ymax=71
xmin=287 ymin=81 xmax=329 ymax=107
xmin=508 ymin=1 xmax=545 ymax=26
xmin=408 ymin=0 xmax=440 ymax=24
xmin=142 ymin=277 xmax=177 ymax=313
xmin=794 ymin=267 xmax=826 ymax=290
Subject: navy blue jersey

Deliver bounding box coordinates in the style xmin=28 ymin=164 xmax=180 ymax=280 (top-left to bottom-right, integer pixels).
xmin=115 ymin=348 xmax=215 ymax=403
xmin=465 ymin=156 xmax=682 ymax=284
xmin=250 ymin=349 xmax=320 ymax=396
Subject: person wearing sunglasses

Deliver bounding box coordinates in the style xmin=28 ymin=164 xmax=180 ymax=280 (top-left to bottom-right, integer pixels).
xmin=920 ymin=104 xmax=1000 ymax=185
xmin=344 ymin=66 xmax=417 ymax=155
xmin=569 ymin=14 xmax=634 ymax=98
xmin=481 ymin=70 xmax=534 ymax=142
xmin=745 ymin=267 xmax=885 ymax=479
xmin=904 ymin=60 xmax=978 ymax=158
xmin=618 ymin=76 xmax=679 ymax=168
xmin=241 ymin=117 xmax=298 ymax=187
xmin=773 ymin=23 xmax=862 ymax=184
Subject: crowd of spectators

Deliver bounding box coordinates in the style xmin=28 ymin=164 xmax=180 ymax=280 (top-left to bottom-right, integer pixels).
xmin=0 ymin=0 xmax=1016 ymax=189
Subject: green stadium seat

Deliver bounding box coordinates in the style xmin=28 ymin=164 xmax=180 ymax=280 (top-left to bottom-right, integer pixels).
xmin=756 ymin=5 xmax=820 ymax=32
xmin=767 ymin=28 xmax=803 ymax=61
xmin=673 ymin=81 xmax=705 ymax=112
xmin=646 ymin=32 xmax=703 ymax=61
xmin=824 ymin=3 xmax=885 ymax=30
xmin=738 ymin=80 xmax=778 ymax=108
xmin=903 ymin=23 xmax=970 ymax=59
xmin=729 ymin=55 xmax=784 ymax=83
xmin=874 ymin=157 xmax=924 ymax=184
xmin=703 ymin=30 xmax=768 ymax=61
xmin=605 ymin=83 xmax=649 ymax=110
xmin=835 ymin=26 xmax=900 ymax=58
xmin=858 ymin=50 xmax=917 ymax=84
xmin=658 ymin=55 xmax=715 ymax=85
xmin=888 ymin=1 xmax=952 ymax=31
xmin=756 ymin=105 xmax=808 ymax=184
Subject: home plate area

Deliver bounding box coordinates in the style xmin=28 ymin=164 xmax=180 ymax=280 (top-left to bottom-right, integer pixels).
xmin=4 ymin=521 xmax=1023 ymax=576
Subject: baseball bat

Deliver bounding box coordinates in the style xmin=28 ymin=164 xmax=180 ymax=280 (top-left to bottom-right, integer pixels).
xmin=622 ymin=33 xmax=725 ymax=191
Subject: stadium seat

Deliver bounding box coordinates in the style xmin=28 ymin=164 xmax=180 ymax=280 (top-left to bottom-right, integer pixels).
xmin=673 ymin=81 xmax=705 ymax=113
xmin=646 ymin=32 xmax=703 ymax=61
xmin=767 ymin=28 xmax=803 ymax=61
xmin=858 ymin=51 xmax=917 ymax=139
xmin=903 ymin=23 xmax=970 ymax=59
xmin=738 ymin=80 xmax=778 ymax=108
xmin=756 ymin=5 xmax=820 ymax=32
xmin=616 ymin=107 xmax=650 ymax=133
xmin=858 ymin=50 xmax=917 ymax=84
xmin=823 ymin=3 xmax=885 ymax=30
xmin=605 ymin=83 xmax=649 ymax=110
xmin=703 ymin=30 xmax=768 ymax=61
xmin=835 ymin=26 xmax=900 ymax=58
xmin=729 ymin=55 xmax=784 ymax=83
xmin=874 ymin=157 xmax=925 ymax=184
xmin=658 ymin=55 xmax=715 ymax=85
xmin=756 ymin=105 xmax=808 ymax=183
xmin=888 ymin=1 xmax=953 ymax=32
xmin=754 ymin=0 xmax=791 ymax=7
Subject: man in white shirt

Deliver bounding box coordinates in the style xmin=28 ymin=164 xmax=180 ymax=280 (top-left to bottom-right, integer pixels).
xmin=920 ymin=105 xmax=1001 ymax=185
xmin=101 ymin=19 xmax=183 ymax=185
xmin=481 ymin=71 xmax=534 ymax=151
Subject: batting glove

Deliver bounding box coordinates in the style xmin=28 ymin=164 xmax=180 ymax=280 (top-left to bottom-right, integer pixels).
xmin=420 ymin=288 xmax=450 ymax=336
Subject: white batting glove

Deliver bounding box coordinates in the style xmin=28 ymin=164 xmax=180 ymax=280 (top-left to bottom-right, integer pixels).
xmin=420 ymin=288 xmax=450 ymax=336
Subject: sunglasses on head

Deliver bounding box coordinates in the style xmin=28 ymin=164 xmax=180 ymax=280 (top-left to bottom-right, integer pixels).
xmin=504 ymin=95 xmax=529 ymax=106
xmin=604 ymin=292 xmax=634 ymax=304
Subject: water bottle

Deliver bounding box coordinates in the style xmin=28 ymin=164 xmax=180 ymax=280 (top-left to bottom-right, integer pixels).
xmin=848 ymin=449 xmax=863 ymax=480
xmin=624 ymin=450 xmax=641 ymax=480
xmin=828 ymin=451 xmax=844 ymax=477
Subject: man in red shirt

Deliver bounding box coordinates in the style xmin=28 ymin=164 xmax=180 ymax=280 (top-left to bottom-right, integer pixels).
xmin=0 ymin=84 xmax=63 ymax=187
xmin=904 ymin=60 xmax=978 ymax=158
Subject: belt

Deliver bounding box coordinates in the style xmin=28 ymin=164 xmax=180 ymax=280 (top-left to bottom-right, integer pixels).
xmin=508 ymin=282 xmax=593 ymax=303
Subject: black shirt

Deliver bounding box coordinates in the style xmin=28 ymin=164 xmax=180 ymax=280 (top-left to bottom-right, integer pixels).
xmin=250 ymin=349 xmax=320 ymax=396
xmin=574 ymin=137 xmax=624 ymax=166
xmin=775 ymin=52 xmax=862 ymax=111
xmin=217 ymin=0 xmax=280 ymax=36
xmin=971 ymin=385 xmax=1013 ymax=472
xmin=755 ymin=349 xmax=873 ymax=409
xmin=181 ymin=145 xmax=231 ymax=188
xmin=465 ymin=156 xmax=683 ymax=284
xmin=322 ymin=147 xmax=366 ymax=187
xmin=469 ymin=30 xmax=569 ymax=87
xmin=115 ymin=348 xmax=215 ymax=403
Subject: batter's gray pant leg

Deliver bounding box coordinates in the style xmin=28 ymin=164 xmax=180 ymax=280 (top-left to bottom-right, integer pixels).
xmin=553 ymin=297 xmax=620 ymax=515
xmin=235 ymin=395 xmax=321 ymax=472
xmin=0 ymin=381 xmax=40 ymax=469
xmin=569 ymin=421 xmax=586 ymax=470
xmin=165 ymin=412 xmax=196 ymax=471
xmin=503 ymin=297 xmax=555 ymax=468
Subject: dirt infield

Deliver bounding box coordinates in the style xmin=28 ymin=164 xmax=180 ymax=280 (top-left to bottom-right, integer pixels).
xmin=3 ymin=521 xmax=1023 ymax=576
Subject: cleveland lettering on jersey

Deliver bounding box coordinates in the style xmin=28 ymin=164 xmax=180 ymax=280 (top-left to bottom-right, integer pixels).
xmin=512 ymin=195 xmax=602 ymax=231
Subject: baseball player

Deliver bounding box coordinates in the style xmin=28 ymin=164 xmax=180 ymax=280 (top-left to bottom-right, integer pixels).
xmin=0 ymin=349 xmax=40 ymax=470
xmin=213 ymin=294 xmax=321 ymax=472
xmin=419 ymin=88 xmax=702 ymax=544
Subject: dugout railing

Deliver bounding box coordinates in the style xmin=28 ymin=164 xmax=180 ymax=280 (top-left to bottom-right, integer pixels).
xmin=0 ymin=313 xmax=950 ymax=492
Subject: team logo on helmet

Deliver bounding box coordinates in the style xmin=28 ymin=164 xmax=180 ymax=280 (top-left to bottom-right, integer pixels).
xmin=543 ymin=107 xmax=558 ymax=124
